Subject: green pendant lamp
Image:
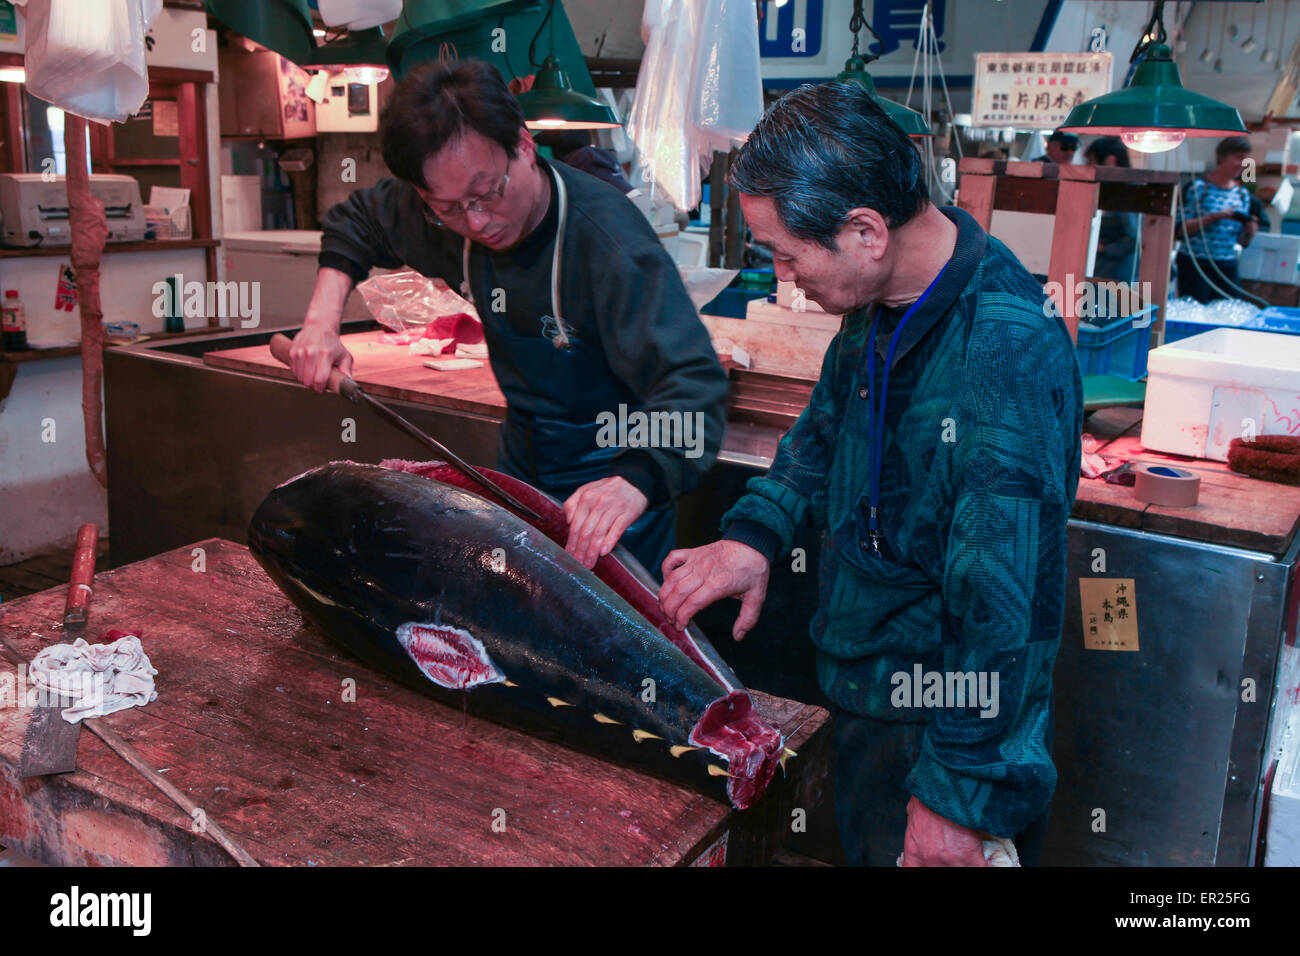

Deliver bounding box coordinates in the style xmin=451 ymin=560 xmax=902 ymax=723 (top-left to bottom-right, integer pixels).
xmin=518 ymin=55 xmax=619 ymax=129
xmin=204 ymin=0 xmax=316 ymax=64
xmin=515 ymin=1 xmax=619 ymax=129
xmin=835 ymin=0 xmax=931 ymax=137
xmin=307 ymin=26 xmax=391 ymax=84
xmin=1059 ymin=1 xmax=1245 ymax=153
xmin=836 ymin=55 xmax=932 ymax=137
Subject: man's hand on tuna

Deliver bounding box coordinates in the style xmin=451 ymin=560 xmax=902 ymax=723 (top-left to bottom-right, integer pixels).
xmin=659 ymin=541 xmax=770 ymax=640
xmin=563 ymin=476 xmax=648 ymax=569
xmin=900 ymin=796 xmax=992 ymax=867
xmin=290 ymin=320 xmax=354 ymax=393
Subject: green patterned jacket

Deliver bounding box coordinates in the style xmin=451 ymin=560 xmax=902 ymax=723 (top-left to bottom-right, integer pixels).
xmin=722 ymin=206 xmax=1083 ymax=837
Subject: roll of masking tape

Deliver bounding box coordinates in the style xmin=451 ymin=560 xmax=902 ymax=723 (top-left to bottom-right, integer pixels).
xmin=1133 ymin=463 xmax=1201 ymax=507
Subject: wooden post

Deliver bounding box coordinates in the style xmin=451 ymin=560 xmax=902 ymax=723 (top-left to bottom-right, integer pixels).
xmin=1139 ymin=197 xmax=1176 ymax=348
xmin=708 ymin=151 xmax=725 ymax=269
xmin=956 ymin=158 xmax=997 ymax=231
xmin=724 ymin=147 xmax=745 ymax=270
xmin=1048 ymin=167 xmax=1100 ymax=343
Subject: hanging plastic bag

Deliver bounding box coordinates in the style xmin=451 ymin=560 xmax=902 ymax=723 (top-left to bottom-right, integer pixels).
xmin=627 ymin=0 xmax=762 ymax=213
xmin=690 ymin=0 xmax=764 ymax=154
xmin=626 ymin=0 xmax=707 ymax=212
xmin=17 ymin=0 xmax=163 ymax=123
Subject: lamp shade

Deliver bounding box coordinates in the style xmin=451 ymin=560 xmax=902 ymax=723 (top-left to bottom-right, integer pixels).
xmin=1059 ymin=44 xmax=1246 ymax=145
xmin=306 ymin=26 xmax=391 ymax=83
xmin=516 ymin=56 xmax=620 ymax=130
xmin=205 ymin=0 xmax=316 ymax=64
xmin=836 ymin=56 xmax=932 ymax=137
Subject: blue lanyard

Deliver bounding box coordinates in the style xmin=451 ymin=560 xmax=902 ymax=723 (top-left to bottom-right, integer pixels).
xmin=864 ymin=264 xmax=949 ymax=553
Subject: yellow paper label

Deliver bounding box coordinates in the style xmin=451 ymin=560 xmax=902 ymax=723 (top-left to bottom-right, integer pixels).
xmin=1080 ymin=578 xmax=1139 ymax=652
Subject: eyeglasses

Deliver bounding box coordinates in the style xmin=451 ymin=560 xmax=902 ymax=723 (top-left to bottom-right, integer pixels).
xmin=425 ymin=157 xmax=511 ymax=224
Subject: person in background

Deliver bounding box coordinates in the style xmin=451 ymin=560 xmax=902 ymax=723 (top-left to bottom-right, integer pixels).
xmin=1084 ymin=136 xmax=1139 ymax=283
xmin=1176 ymin=136 xmax=1258 ymax=302
xmin=1032 ymin=130 xmax=1079 ymax=164
xmin=533 ymin=129 xmax=634 ymax=194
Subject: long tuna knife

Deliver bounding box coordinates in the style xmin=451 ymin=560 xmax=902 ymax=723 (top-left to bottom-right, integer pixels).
xmin=19 ymin=523 xmax=98 ymax=777
xmin=269 ymin=333 xmax=543 ymax=522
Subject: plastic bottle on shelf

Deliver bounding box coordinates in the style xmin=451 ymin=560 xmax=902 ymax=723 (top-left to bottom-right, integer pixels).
xmin=2 ymin=290 xmax=27 ymax=351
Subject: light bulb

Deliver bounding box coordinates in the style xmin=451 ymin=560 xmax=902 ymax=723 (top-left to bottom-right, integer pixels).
xmin=1241 ymin=36 xmax=1257 ymax=53
xmin=343 ymin=65 xmax=388 ymax=85
xmin=1199 ymin=48 xmax=1214 ymax=63
xmin=1121 ymin=129 xmax=1186 ymax=154
xmin=532 ymin=118 xmax=567 ymax=128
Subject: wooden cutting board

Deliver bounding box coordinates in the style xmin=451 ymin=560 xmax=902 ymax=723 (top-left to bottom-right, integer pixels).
xmin=0 ymin=539 xmax=830 ymax=866
xmin=204 ymin=331 xmax=508 ymax=419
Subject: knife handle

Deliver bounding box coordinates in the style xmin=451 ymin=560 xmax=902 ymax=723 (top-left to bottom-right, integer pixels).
xmin=269 ymin=333 xmax=361 ymax=402
xmin=64 ymin=523 xmax=99 ymax=623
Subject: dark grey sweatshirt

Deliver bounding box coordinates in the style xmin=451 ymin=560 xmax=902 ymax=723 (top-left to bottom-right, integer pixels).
xmin=318 ymin=157 xmax=727 ymax=505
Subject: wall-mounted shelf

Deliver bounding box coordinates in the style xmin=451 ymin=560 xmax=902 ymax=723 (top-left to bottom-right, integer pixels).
xmin=0 ymin=238 xmax=220 ymax=260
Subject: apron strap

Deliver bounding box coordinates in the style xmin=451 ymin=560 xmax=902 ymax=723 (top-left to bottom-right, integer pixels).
xmin=461 ymin=236 xmax=473 ymax=306
xmin=549 ymin=169 xmax=571 ymax=349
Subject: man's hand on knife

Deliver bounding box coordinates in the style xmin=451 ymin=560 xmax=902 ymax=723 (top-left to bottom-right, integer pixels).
xmin=290 ymin=321 xmax=354 ymax=392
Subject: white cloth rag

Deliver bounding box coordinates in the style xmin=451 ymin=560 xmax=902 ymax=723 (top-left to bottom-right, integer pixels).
xmin=28 ymin=635 xmax=158 ymax=724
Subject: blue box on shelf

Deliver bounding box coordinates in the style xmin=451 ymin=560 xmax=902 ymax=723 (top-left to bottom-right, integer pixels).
xmin=1074 ymin=304 xmax=1156 ymax=381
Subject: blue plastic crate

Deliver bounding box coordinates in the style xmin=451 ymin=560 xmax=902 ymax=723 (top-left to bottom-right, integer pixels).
xmin=1246 ymin=307 xmax=1300 ymax=334
xmin=1075 ymin=305 xmax=1156 ymax=381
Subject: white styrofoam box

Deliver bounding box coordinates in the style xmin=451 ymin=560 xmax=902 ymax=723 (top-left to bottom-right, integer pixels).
xmin=745 ymin=297 xmax=843 ymax=333
xmin=1142 ymin=328 xmax=1300 ymax=461
xmin=674 ymin=229 xmax=708 ymax=268
xmin=1239 ymin=233 xmax=1300 ymax=285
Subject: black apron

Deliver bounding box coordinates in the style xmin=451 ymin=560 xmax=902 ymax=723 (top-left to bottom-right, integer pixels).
xmin=459 ymin=167 xmax=676 ymax=575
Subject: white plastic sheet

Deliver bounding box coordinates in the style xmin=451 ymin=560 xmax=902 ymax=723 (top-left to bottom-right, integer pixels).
xmin=627 ymin=0 xmax=763 ymax=213
xmin=17 ymin=0 xmax=163 ymax=123
xmin=316 ymin=0 xmax=403 ymax=31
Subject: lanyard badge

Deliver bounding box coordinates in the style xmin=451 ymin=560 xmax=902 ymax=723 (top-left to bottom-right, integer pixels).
xmin=864 ymin=264 xmax=949 ymax=554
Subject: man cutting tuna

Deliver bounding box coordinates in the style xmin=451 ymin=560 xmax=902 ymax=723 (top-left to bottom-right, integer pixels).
xmin=287 ymin=60 xmax=726 ymax=575
xmin=659 ymin=83 xmax=1083 ymax=866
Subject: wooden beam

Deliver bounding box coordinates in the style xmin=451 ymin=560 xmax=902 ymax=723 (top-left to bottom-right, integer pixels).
xmin=1098 ymin=182 xmax=1177 ymax=216
xmin=992 ymin=176 xmax=1058 ymax=216
xmin=2 ymin=82 xmax=24 ymax=173
xmin=148 ymin=66 xmax=214 ymax=85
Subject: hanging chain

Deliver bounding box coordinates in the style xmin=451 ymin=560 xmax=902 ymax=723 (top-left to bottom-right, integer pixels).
xmin=849 ymin=0 xmax=884 ymax=63
xmin=1134 ymin=0 xmax=1168 ymax=61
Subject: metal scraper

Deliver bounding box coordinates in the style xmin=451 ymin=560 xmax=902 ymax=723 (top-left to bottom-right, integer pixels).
xmin=20 ymin=524 xmax=99 ymax=777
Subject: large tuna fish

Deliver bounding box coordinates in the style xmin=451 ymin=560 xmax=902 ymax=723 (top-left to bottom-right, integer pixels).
xmin=247 ymin=459 xmax=785 ymax=809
